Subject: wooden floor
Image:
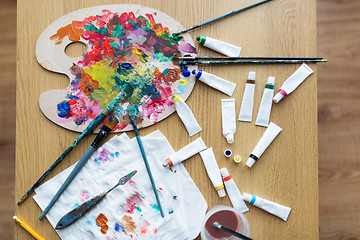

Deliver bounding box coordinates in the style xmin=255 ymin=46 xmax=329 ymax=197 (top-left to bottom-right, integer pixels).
xmin=1 ymin=0 xmax=359 ymax=239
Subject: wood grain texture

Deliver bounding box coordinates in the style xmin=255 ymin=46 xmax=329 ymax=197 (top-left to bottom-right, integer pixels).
xmin=15 ymin=0 xmax=318 ymax=239
xmin=317 ymin=0 xmax=360 ymax=239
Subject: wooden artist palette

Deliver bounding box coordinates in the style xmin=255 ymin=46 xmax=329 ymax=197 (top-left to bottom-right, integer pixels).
xmin=36 ymin=4 xmax=197 ymax=132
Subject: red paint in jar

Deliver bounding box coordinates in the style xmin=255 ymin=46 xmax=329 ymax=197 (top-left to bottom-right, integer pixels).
xmin=205 ymin=210 xmax=238 ymax=239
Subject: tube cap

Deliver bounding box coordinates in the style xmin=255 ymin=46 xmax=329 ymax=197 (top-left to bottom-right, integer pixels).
xmin=248 ymin=71 xmax=256 ymax=80
xmin=273 ymin=92 xmax=284 ymax=103
xmin=217 ymin=188 xmax=226 ymax=198
xmin=224 ymin=149 xmax=232 ymax=158
xmin=220 ymin=167 xmax=230 ymax=177
xmin=267 ymin=76 xmax=275 ymax=85
xmin=233 ymin=155 xmax=242 ymax=163
xmin=225 ymin=133 xmax=234 ymax=144
xmin=172 ymin=94 xmax=182 ymax=103
xmin=245 ymin=157 xmax=256 ymax=168
xmin=242 ymin=192 xmax=252 ymax=202
xmin=192 ymin=69 xmax=203 ymax=79
xmin=165 ymin=158 xmax=173 ymax=167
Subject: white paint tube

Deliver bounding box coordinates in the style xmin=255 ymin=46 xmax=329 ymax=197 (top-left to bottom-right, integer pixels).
xmin=220 ymin=168 xmax=249 ymax=213
xmin=273 ymin=63 xmax=314 ymax=103
xmin=162 ymin=137 xmax=207 ymax=167
xmin=197 ymin=35 xmax=242 ymax=57
xmin=255 ymin=76 xmax=275 ymax=127
xmin=192 ymin=70 xmax=237 ymax=96
xmin=246 ymin=122 xmax=282 ymax=168
xmin=173 ymin=95 xmax=202 ymax=137
xmin=242 ymin=192 xmax=291 ymax=221
xmin=238 ymin=72 xmax=256 ymax=122
xmin=200 ymin=148 xmax=226 ymax=198
xmin=221 ymin=99 xmax=236 ymax=144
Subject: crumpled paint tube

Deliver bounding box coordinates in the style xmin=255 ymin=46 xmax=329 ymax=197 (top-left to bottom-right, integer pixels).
xmin=273 ymin=63 xmax=314 ymax=103
xmin=220 ymin=168 xmax=249 ymax=213
xmin=238 ymin=72 xmax=256 ymax=122
xmin=162 ymin=137 xmax=207 ymax=167
xmin=192 ymin=70 xmax=237 ymax=96
xmin=242 ymin=192 xmax=291 ymax=221
xmin=221 ymin=99 xmax=236 ymax=144
xmin=200 ymin=148 xmax=226 ymax=198
xmin=196 ymin=35 xmax=242 ymax=57
xmin=255 ymin=76 xmax=275 ymax=127
xmin=246 ymin=122 xmax=282 ymax=168
xmin=173 ymin=95 xmax=202 ymax=137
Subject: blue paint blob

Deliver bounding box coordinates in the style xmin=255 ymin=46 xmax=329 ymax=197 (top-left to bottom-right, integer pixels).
xmin=120 ymin=63 xmax=133 ymax=69
xmin=75 ymin=115 xmax=86 ymax=125
xmin=85 ymin=220 xmax=92 ymax=226
xmin=179 ymin=65 xmax=188 ymax=71
xmin=66 ymin=94 xmax=79 ymax=100
xmin=143 ymin=84 xmax=160 ymax=99
xmin=169 ymin=210 xmax=174 ymax=214
xmin=115 ymin=223 xmax=123 ymax=232
xmin=57 ymin=101 xmax=72 ymax=118
xmin=182 ymin=69 xmax=191 ymax=77
xmin=93 ymin=158 xmax=101 ymax=165
xmin=115 ymin=152 xmax=120 ymax=158
xmin=177 ymin=85 xmax=187 ymax=94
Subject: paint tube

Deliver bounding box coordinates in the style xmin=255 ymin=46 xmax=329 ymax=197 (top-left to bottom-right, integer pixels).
xmin=238 ymin=72 xmax=256 ymax=122
xmin=196 ymin=35 xmax=242 ymax=57
xmin=173 ymin=95 xmax=202 ymax=137
xmin=221 ymin=99 xmax=236 ymax=144
xmin=220 ymin=168 xmax=249 ymax=213
xmin=200 ymin=148 xmax=226 ymax=198
xmin=246 ymin=122 xmax=282 ymax=168
xmin=192 ymin=70 xmax=237 ymax=96
xmin=255 ymin=76 xmax=275 ymax=127
xmin=162 ymin=137 xmax=207 ymax=167
xmin=273 ymin=63 xmax=314 ymax=103
xmin=242 ymin=192 xmax=291 ymax=221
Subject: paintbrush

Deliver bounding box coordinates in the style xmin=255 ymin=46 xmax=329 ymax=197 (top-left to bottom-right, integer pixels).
xmin=179 ymin=59 xmax=327 ymax=65
xmin=127 ymin=105 xmax=165 ymax=218
xmin=17 ymin=84 xmax=134 ymax=205
xmin=213 ymin=222 xmax=253 ymax=240
xmin=55 ymin=170 xmax=137 ymax=229
xmin=173 ymin=0 xmax=272 ymax=36
xmin=175 ymin=56 xmax=324 ymax=61
xmin=39 ymin=115 xmax=119 ymax=220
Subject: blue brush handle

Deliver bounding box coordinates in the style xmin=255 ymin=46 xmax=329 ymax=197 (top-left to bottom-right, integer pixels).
xmin=129 ymin=115 xmax=165 ymax=218
xmin=39 ymin=146 xmax=96 ymax=220
xmin=174 ymin=0 xmax=272 ymax=35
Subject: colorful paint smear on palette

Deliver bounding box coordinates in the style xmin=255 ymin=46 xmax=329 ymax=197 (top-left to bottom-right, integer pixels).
xmin=51 ymin=10 xmax=196 ymax=130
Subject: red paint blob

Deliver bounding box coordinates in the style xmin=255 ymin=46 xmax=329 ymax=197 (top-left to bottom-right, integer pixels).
xmin=205 ymin=210 xmax=239 ymax=239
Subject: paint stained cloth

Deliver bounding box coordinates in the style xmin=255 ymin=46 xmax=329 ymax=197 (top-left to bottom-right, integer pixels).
xmin=33 ymin=130 xmax=207 ymax=240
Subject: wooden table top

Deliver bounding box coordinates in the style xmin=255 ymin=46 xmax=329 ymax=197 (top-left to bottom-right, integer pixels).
xmin=15 ymin=0 xmax=318 ymax=239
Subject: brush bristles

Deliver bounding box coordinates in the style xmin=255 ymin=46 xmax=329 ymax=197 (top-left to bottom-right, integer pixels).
xmin=105 ymin=117 xmax=119 ymax=129
xmin=213 ymin=222 xmax=221 ymax=229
